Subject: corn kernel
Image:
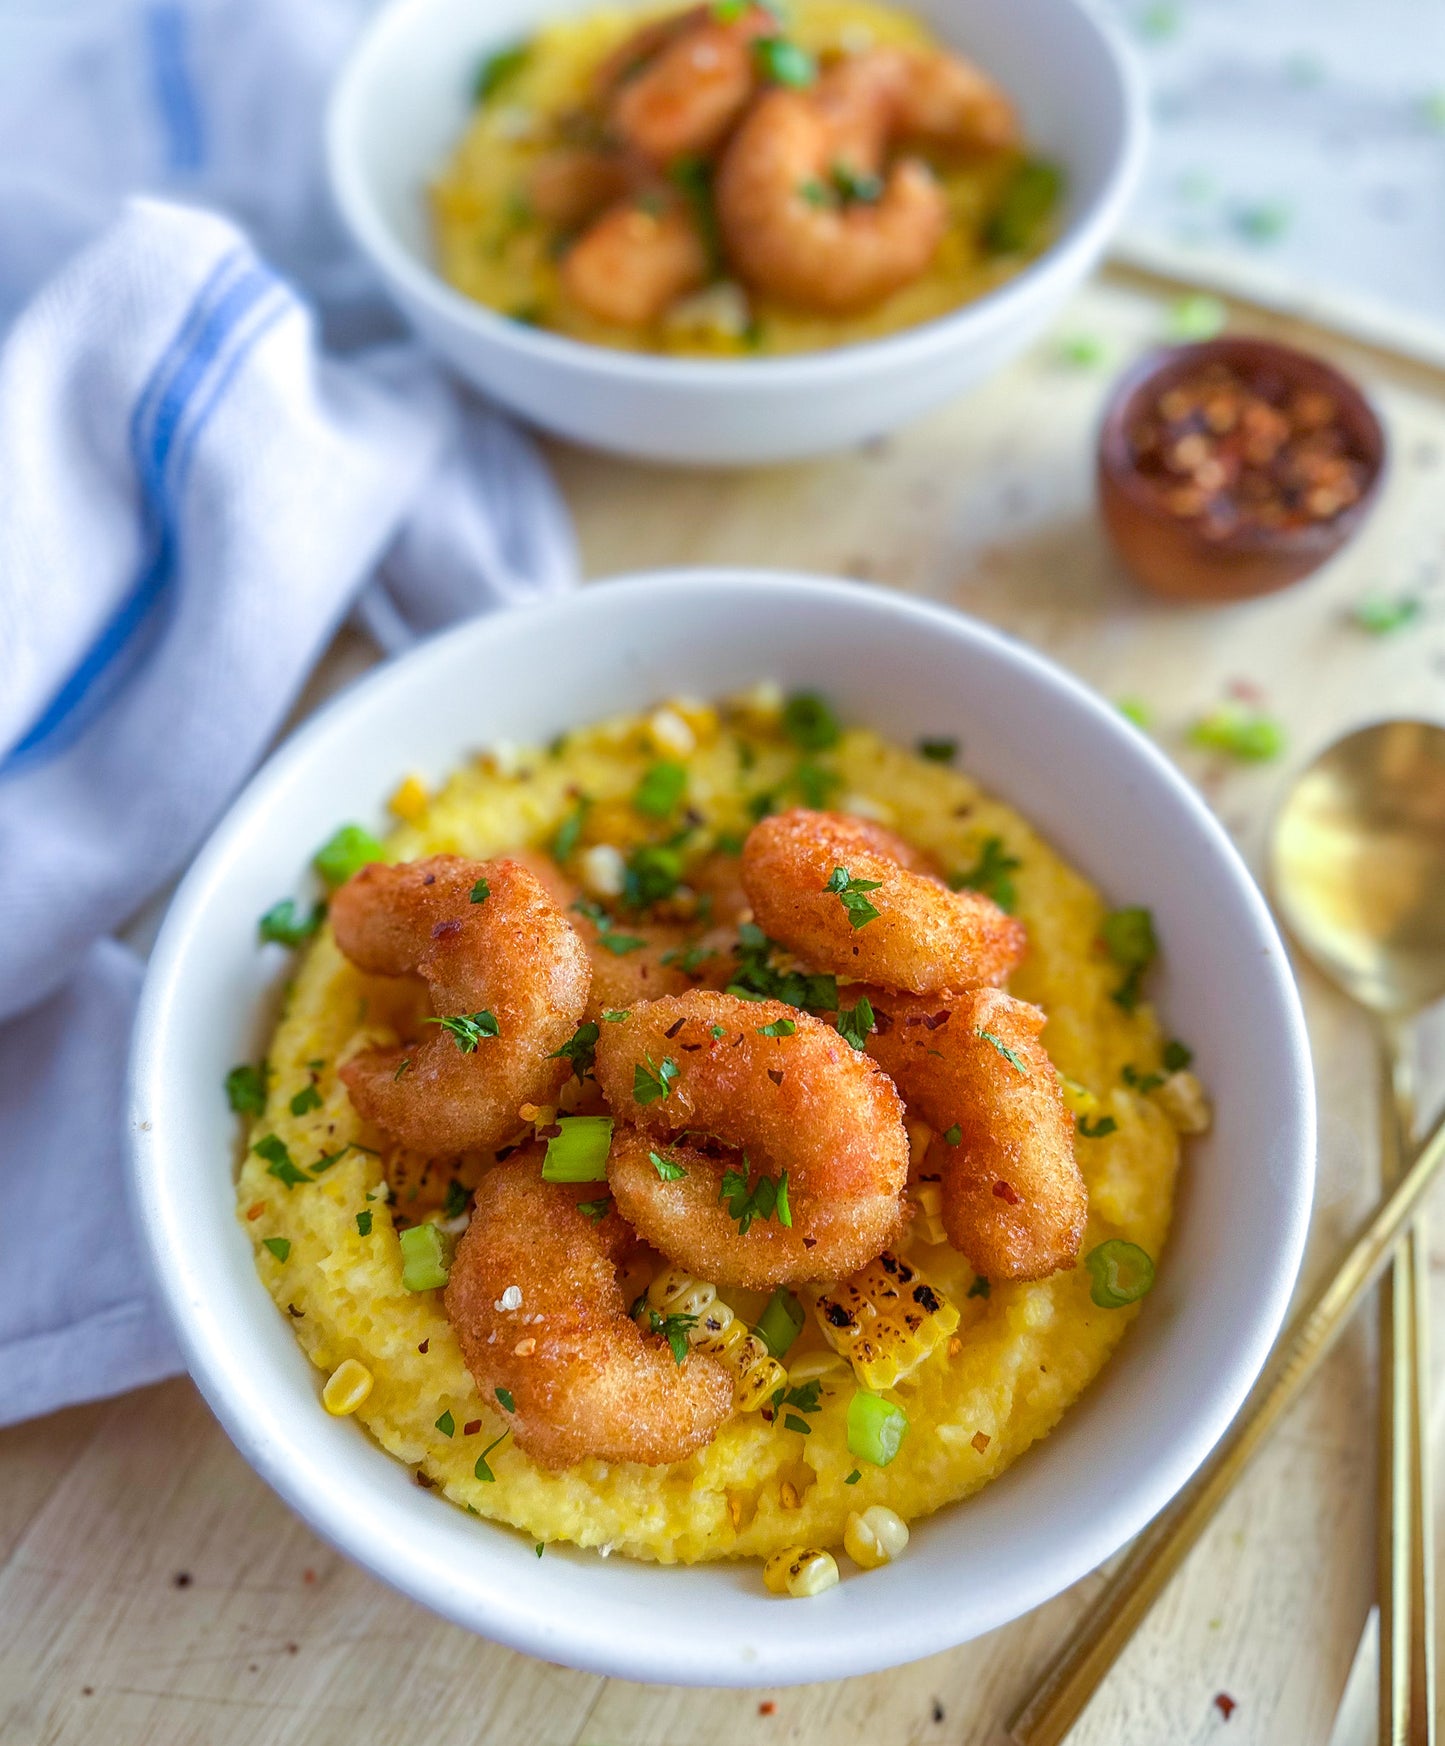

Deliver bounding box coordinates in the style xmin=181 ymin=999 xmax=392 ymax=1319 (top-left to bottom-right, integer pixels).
xmin=844 ymin=1505 xmax=910 ymax=1570
xmin=905 ymin=1118 xmax=934 ymax=1170
xmin=811 ymin=1252 xmax=960 ymax=1390
xmin=323 ymin=1358 xmax=373 ymax=1416
xmin=732 ymin=679 xmax=784 ymax=724
xmin=841 ymin=792 xmax=893 ymax=824
xmin=764 ymin=1547 xmax=839 ymax=1598
xmin=909 ymin=1181 xmax=947 ymax=1246
xmin=669 ymin=697 xmax=719 ymax=743
xmin=780 ymin=1480 xmax=800 ymax=1510
xmin=785 ymin=1349 xmax=847 ymax=1387
xmin=1155 ymin=1069 xmax=1212 ymax=1135
xmin=647 ymin=706 xmax=696 ymax=760
xmin=387 ymin=774 xmax=429 ymax=823
xmin=735 ymin=1353 xmax=787 ymax=1413
xmin=1060 ymin=1076 xmax=1099 ymax=1116
xmin=578 ymin=843 xmax=626 ymax=898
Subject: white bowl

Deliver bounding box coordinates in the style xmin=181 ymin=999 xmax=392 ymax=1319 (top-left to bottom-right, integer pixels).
xmin=128 ymin=572 xmax=1314 ymax=1686
xmin=326 ymin=0 xmax=1146 ymax=464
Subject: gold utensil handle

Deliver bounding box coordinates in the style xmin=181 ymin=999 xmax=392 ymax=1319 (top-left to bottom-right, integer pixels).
xmin=1009 ymin=1111 xmax=1445 ymax=1746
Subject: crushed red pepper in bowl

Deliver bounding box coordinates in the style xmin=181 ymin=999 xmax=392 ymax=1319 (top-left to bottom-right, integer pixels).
xmin=1097 ymin=337 xmax=1385 ymax=602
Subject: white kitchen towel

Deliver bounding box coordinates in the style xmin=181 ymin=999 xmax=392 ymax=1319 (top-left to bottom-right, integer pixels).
xmin=0 ymin=197 xmax=577 ymax=1427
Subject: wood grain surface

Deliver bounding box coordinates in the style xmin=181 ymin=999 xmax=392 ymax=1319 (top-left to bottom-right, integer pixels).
xmin=4 ymin=270 xmax=1444 ymax=1746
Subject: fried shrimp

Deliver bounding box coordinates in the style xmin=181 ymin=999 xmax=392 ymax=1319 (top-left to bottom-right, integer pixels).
xmin=863 ymin=985 xmax=1087 ymax=1280
xmin=444 ymin=1151 xmax=732 ymax=1467
xmin=560 ymin=192 xmax=710 ymax=326
xmin=594 ymin=991 xmax=908 ymax=1287
xmin=526 ymin=146 xmax=638 ymax=229
xmin=332 ymin=855 xmax=590 ymax=1154
xmin=741 ymin=809 xmax=1026 ymax=994
xmin=602 ymin=4 xmax=774 ymax=163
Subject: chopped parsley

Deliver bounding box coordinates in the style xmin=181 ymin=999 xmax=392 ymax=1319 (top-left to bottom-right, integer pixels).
xmin=985 ymin=157 xmax=1062 ymax=254
xmin=756 ymin=1017 xmax=797 ymax=1038
xmin=844 ymin=1469 xmax=862 ymax=1484
xmin=262 ymin=1237 xmax=290 ymax=1262
xmin=496 ymin=1388 xmax=515 ymax=1412
xmin=441 ymin=1178 xmax=469 ymax=1221
xmin=917 ymin=737 xmax=958 ymax=763
xmin=258 ymin=899 xmax=322 ymax=948
xmin=394 ymin=1058 xmax=411 ymax=1080
xmin=978 ymin=1028 xmax=1029 ymax=1074
xmin=436 ymin=1411 xmax=455 ymax=1438
xmin=426 ymin=1010 xmax=501 ymax=1051
xmin=942 ymin=1123 xmax=962 ymax=1146
xmin=225 ymin=1062 xmax=267 ymax=1115
xmin=572 ymin=899 xmax=646 ymax=955
xmin=1102 ymin=905 xmax=1158 ymax=1012
xmin=835 ymin=995 xmax=875 ymax=1051
xmin=793 ymin=760 xmax=840 ymax=810
xmin=254 ymin=1135 xmax=309 ymax=1188
xmin=473 ymin=1431 xmax=509 ymax=1482
xmin=550 ymin=798 xmax=589 ymax=863
xmin=728 ymin=921 xmax=839 ymax=1013
xmin=710 ymin=1023 xmax=727 ymax=1039
xmin=289 ymin=1083 xmax=322 ymax=1117
xmin=832 ymin=160 xmax=883 ymax=204
xmin=633 ymin=760 xmax=688 ymax=819
xmin=550 ymin=1020 xmax=600 ymax=1082
xmin=660 ymin=942 xmax=710 ymax=974
xmin=950 ymin=836 xmax=1021 ymax=913
xmin=577 ymin=1194 xmax=612 ymax=1223
xmin=314 ymin=824 xmax=386 ymax=889
xmin=355 ymin=1210 xmax=373 ymax=1236
xmin=825 ymin=864 xmax=883 ymax=928
xmin=647 ymin=1308 xmax=698 ymax=1365
xmin=1123 ymin=1063 xmax=1166 ymax=1094
xmin=624 ymin=842 xmax=684 ymax=908
xmin=470 ymin=877 xmax=490 ymax=904
xmin=475 ymin=42 xmax=529 ymax=103
xmin=770 ymin=1379 xmax=823 ymax=1434
xmin=782 ymin=690 xmax=840 ymax=751
xmin=649 ymin=1150 xmax=688 ymax=1181
xmin=799 ymin=177 xmax=829 ymax=208
xmin=1163 ymin=1039 xmax=1193 ymax=1072
xmin=1077 ymin=1115 xmax=1118 ymax=1139
xmin=311 ymin=1146 xmax=351 ymax=1173
xmin=967 ymin=1275 xmax=991 ymax=1300
xmin=720 ymin=1164 xmax=792 ymax=1234
xmin=1188 ymin=704 xmax=1286 ymax=763
xmin=753 ymin=35 xmax=816 ymax=88
xmin=668 ymin=153 xmax=721 ymax=271
xmin=634 ymin=1054 xmax=680 ymax=1105
xmin=602 ymin=1008 xmax=630 ymax=1023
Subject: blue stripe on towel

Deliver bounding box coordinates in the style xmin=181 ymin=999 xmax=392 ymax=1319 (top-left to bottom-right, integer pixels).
xmin=145 ymin=5 xmax=206 ymax=174
xmin=1 ymin=258 xmax=284 ymax=776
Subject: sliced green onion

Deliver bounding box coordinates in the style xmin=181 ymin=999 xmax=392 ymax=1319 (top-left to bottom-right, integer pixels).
xmin=1188 ymin=704 xmax=1286 ymax=763
xmin=314 ymin=824 xmax=387 ymax=889
xmin=1085 ymin=1239 xmax=1155 ymax=1308
xmin=399 ymin=1223 xmax=451 ymax=1292
xmin=541 ymin=1115 xmax=614 ymax=1182
xmin=756 ymin=1287 xmax=805 ymax=1359
xmin=633 ymin=760 xmax=688 ymax=819
xmin=782 ymin=690 xmax=840 ymax=751
xmin=847 ymin=1391 xmax=909 ymax=1467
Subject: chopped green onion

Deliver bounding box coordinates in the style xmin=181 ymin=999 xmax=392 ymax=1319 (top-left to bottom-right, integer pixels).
xmin=846 ymin=1391 xmax=909 ymax=1467
xmin=355 ymin=1210 xmax=373 ymax=1236
xmin=541 ymin=1115 xmax=614 ymax=1183
xmin=1085 ymin=1239 xmax=1156 ymax=1308
xmin=757 ymin=1017 xmax=797 ymax=1038
xmin=254 ymin=1134 xmax=309 ymax=1188
xmin=399 ymin=1223 xmax=451 ymax=1292
xmin=289 ymin=1083 xmax=322 ymax=1117
xmin=633 ymin=760 xmax=688 ymax=819
xmin=262 ymin=1237 xmax=291 ymax=1262
xmin=917 ymin=737 xmax=957 ymax=763
xmin=985 ymin=158 xmax=1062 ymax=254
xmin=649 ymin=1149 xmax=688 ymax=1181
xmin=835 ymin=995 xmax=875 ymax=1051
xmin=1188 ymin=704 xmax=1286 ymax=763
xmin=633 ymin=1055 xmax=679 ymax=1105
xmin=756 ymin=1287 xmax=805 ymax=1358
xmin=426 ymin=1010 xmax=501 ymax=1051
xmin=950 ymin=836 xmax=1021 ymax=913
xmin=825 ymin=865 xmax=883 ymax=928
xmin=473 ymin=1431 xmax=508 ymax=1481
xmin=1166 ymin=293 xmax=1227 ymax=341
xmin=782 ymin=690 xmax=840 ymax=751
xmin=475 ymin=40 xmax=529 ymax=103
xmin=436 ymin=1411 xmax=455 ymax=1438
xmin=753 ymin=36 xmax=816 ymax=87
xmin=258 ymin=899 xmax=322 ymax=947
xmin=1056 ymin=333 xmax=1107 ymax=368
xmin=225 ymin=1063 xmax=267 ymax=1115
xmin=1163 ymin=1039 xmax=1193 ymax=1072
xmin=470 ymin=878 xmax=491 ymax=904
xmin=314 ymin=824 xmax=387 ymax=889
xmin=550 ymin=1020 xmax=600 ymax=1082
xmin=977 ymin=1028 xmax=1029 ymax=1074
xmin=550 ymin=799 xmax=589 ymax=863
xmin=1077 ymin=1114 xmax=1118 ymax=1139
xmin=1353 ymin=595 xmax=1422 ymax=636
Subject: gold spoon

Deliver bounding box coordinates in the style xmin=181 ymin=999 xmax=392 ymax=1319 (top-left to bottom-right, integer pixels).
xmin=1010 ymin=719 xmax=1445 ymax=1746
xmin=1272 ymin=719 xmax=1445 ymax=1746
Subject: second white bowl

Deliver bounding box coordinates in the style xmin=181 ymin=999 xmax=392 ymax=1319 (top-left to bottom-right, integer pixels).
xmin=327 ymin=0 xmax=1146 ymax=464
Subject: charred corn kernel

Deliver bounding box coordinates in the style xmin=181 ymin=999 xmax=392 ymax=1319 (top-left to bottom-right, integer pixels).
xmin=1155 ymin=1069 xmax=1212 ymax=1135
xmin=844 ymin=1505 xmax=910 ymax=1570
xmin=387 ymin=774 xmax=429 ymax=823
xmin=578 ymin=843 xmax=626 ymax=898
xmin=693 ymin=1308 xmax=744 ymax=1358
xmin=734 ymin=1348 xmax=788 ymax=1413
xmin=905 ymin=1118 xmax=934 ymax=1170
xmin=811 ymin=1252 xmax=960 ymax=1390
xmin=669 ymin=697 xmax=719 ymax=744
xmin=1060 ymin=1075 xmax=1099 ymax=1116
xmin=323 ymin=1358 xmax=373 ymax=1416
xmin=647 ymin=706 xmax=696 ymax=760
xmin=764 ymin=1546 xmax=839 ymax=1598
xmin=648 ymin=1268 xmax=717 ymax=1321
xmin=910 ymin=1180 xmax=947 ymax=1246
xmin=639 ymin=1271 xmax=784 ymax=1409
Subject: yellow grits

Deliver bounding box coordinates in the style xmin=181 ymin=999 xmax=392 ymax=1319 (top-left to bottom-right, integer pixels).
xmin=429 ymin=0 xmax=1056 ymax=357
xmin=237 ymin=695 xmax=1182 ymax=1566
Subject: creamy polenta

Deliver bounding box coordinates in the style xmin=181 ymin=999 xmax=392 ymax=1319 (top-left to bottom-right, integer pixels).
xmin=236 ymin=691 xmax=1184 ymax=1568
xmin=430 ymin=0 xmax=1059 ymax=357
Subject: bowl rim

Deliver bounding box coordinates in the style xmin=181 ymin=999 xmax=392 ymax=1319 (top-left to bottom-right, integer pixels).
xmin=127 ymin=570 xmax=1315 ymax=1684
xmin=1096 ymin=334 xmax=1388 ymax=558
xmin=325 ymin=0 xmax=1148 ymax=388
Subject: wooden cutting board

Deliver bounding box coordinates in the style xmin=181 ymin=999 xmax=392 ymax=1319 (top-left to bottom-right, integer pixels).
xmin=5 ymin=266 xmax=1445 ymax=1746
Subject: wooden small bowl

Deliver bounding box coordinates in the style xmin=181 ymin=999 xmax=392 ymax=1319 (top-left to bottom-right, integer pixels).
xmin=1097 ymin=337 xmax=1386 ymax=603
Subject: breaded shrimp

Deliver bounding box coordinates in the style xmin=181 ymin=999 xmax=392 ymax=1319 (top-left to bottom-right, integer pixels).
xmin=603 ymin=4 xmax=774 ymax=163
xmin=594 ymin=991 xmax=908 ymax=1287
xmin=333 ymin=855 xmax=590 ymax=1154
xmin=741 ymin=809 xmax=1025 ymax=994
xmin=527 ymin=146 xmax=638 ymax=229
xmin=444 ymin=1150 xmax=731 ymax=1467
xmin=863 ymin=984 xmax=1087 ymax=1279
xmin=561 ymin=192 xmax=710 ymax=326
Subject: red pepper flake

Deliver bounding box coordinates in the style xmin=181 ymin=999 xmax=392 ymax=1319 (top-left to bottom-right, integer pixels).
xmin=759 ymin=1701 xmax=776 ymax=1717
xmin=993 ymin=1180 xmax=1022 ymax=1205
xmin=415 ymin=1470 xmax=436 ymax=1489
xmin=767 ymin=1068 xmax=784 ymax=1086
xmin=464 ymin=1419 xmax=482 ymax=1436
xmin=286 ymin=1303 xmax=305 ymax=1318
xmin=430 ymin=918 xmax=462 ymax=940
xmin=417 ymin=1339 xmax=429 ymax=1354
xmin=1214 ymin=1693 xmax=1237 ymax=1721
xmin=971 ymin=1431 xmax=991 ymax=1453
xmin=664 ymin=1017 xmax=686 ymax=1039
xmin=173 ymin=1571 xmax=192 ymax=1589
xmin=302 ymin=1568 xmax=317 ymax=1585
xmin=245 ymin=1202 xmax=267 ymax=1221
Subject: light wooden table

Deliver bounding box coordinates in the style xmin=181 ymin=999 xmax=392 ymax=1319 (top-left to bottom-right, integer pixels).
xmin=5 ymin=270 xmax=1445 ymax=1746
